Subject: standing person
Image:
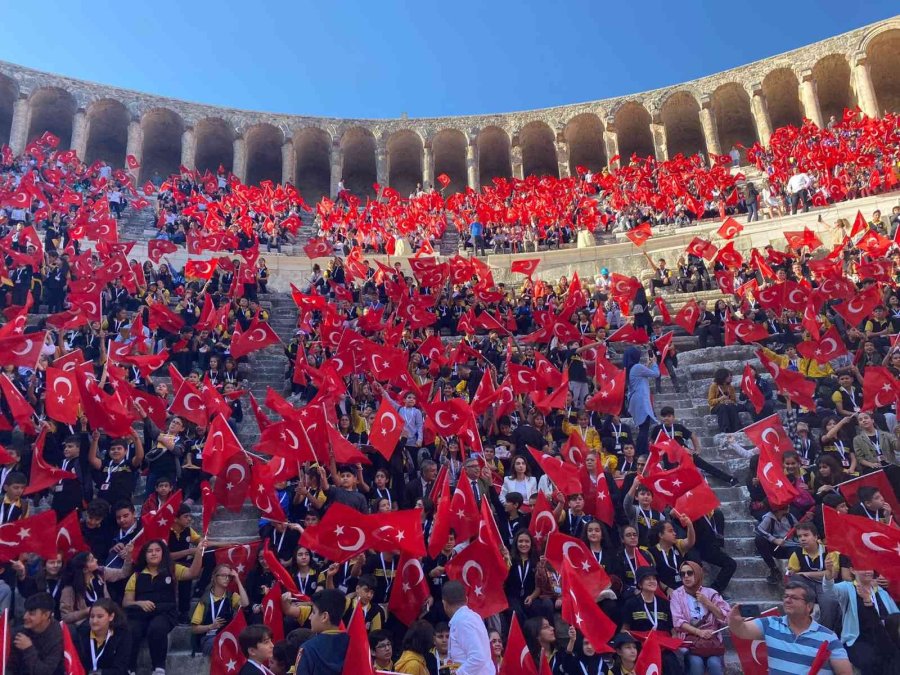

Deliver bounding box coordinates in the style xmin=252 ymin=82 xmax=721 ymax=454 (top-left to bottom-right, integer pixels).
xmin=8 ymin=592 xmax=65 ymax=675
xmin=295 ymin=589 xmax=350 ymax=675
xmin=786 ymin=167 xmax=812 ymax=214
xmin=470 ymin=220 xmax=486 ymax=257
xmin=745 ymin=181 xmax=760 ymax=222
xmin=624 ymin=346 xmax=659 ymax=457
xmin=728 ymin=581 xmax=852 ymax=674
xmin=442 ymin=580 xmax=493 ymax=675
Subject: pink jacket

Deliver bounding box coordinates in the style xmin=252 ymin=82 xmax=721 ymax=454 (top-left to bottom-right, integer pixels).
xmin=669 ymin=586 xmax=730 ymax=643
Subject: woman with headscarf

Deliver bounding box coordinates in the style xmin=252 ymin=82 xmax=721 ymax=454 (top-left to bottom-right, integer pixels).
xmin=624 ymin=346 xmax=659 ymax=456
xmin=670 ymin=561 xmax=730 ymax=675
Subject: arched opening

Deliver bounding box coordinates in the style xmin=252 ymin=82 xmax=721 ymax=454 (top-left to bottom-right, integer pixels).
xmin=477 ymin=126 xmax=512 ymax=186
xmin=660 ymin=92 xmax=706 ymax=158
xmin=710 ymin=83 xmax=758 ymax=157
xmin=432 ymin=129 xmax=467 ymax=194
xmin=140 ymin=108 xmax=183 ymax=182
xmin=85 ymin=98 xmax=129 ymax=167
xmin=762 ymin=68 xmax=804 ymax=129
xmin=564 ymin=113 xmax=606 ymax=174
xmin=387 ymin=130 xmax=423 ymax=197
xmin=27 ymin=87 xmax=76 ymax=148
xmin=812 ymin=54 xmax=855 ymax=125
xmin=245 ymin=124 xmax=283 ymax=185
xmin=519 ymin=121 xmax=558 ymax=178
xmin=614 ymin=102 xmax=654 ymax=161
xmin=0 ymin=75 xmax=17 ymax=147
xmin=867 ymin=28 xmax=900 ymax=114
xmin=340 ymin=127 xmax=377 ymax=199
xmin=195 ymin=117 xmax=234 ymax=175
xmin=294 ymin=127 xmax=331 ymax=203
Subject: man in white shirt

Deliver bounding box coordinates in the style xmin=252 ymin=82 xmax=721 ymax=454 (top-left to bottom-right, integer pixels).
xmin=786 ymin=170 xmax=812 ymax=214
xmin=443 ymin=581 xmax=493 ymax=675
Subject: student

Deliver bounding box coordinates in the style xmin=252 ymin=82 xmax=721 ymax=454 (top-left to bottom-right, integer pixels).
xmin=52 ymin=434 xmax=88 ymax=520
xmin=785 ymin=522 xmax=840 ymax=630
xmin=87 ymin=431 xmax=144 ymax=508
xmin=557 ymin=493 xmax=592 ymax=539
xmin=342 ymin=573 xmax=385 ymax=631
xmin=426 ymin=622 xmax=450 ymax=675
xmin=607 ymin=632 xmax=639 ymax=675
xmin=75 ymin=599 xmax=132 ymax=675
xmin=237 ymin=624 xmax=275 ymax=675
xmin=623 ymin=482 xmax=664 ymax=547
xmin=140 ymin=475 xmax=174 ymax=515
xmin=848 ymin=485 xmax=894 ymax=525
xmin=0 ymin=470 xmax=29 ymax=523
xmin=81 ymin=499 xmax=115 ymax=563
xmin=295 ymin=589 xmax=350 ymax=675
xmin=8 ymin=592 xmax=65 ymax=675
xmin=324 ymin=463 xmax=369 ymax=514
xmin=755 ymin=502 xmax=800 ymax=584
xmin=369 ymin=629 xmax=395 ymax=672
xmin=191 ymin=564 xmax=250 ymax=655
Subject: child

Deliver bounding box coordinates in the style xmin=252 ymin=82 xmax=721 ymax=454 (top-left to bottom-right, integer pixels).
xmin=754 ymin=502 xmax=800 ymax=584
xmin=0 ymin=471 xmax=29 ymax=524
xmin=0 ymin=445 xmax=21 ymax=488
xmin=81 ymin=499 xmax=113 ymax=562
xmin=616 ymin=441 xmax=638 ymax=477
xmin=237 ymin=624 xmax=275 ymax=675
xmin=295 ymin=589 xmax=350 ymax=675
xmin=786 ymin=522 xmax=841 ymax=629
xmin=192 ymin=564 xmax=249 ymax=655
xmin=87 ymin=431 xmax=144 ymax=508
xmin=623 ymin=482 xmax=664 ymax=547
xmin=849 ymin=485 xmax=893 ymax=525
xmin=343 ymin=573 xmax=385 ymax=631
xmin=427 ymin=622 xmax=450 ymax=675
xmin=51 ymin=435 xmax=87 ymax=520
xmin=140 ymin=475 xmax=174 ymax=515
xmin=557 ymin=493 xmax=592 ymax=539
xmin=324 ymin=463 xmax=368 ymax=514
xmin=368 ymin=629 xmax=394 ymax=671
xmin=608 ymin=633 xmax=639 ymax=675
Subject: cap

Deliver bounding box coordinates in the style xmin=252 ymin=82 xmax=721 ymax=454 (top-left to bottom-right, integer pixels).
xmin=610 ymin=632 xmax=638 ymax=648
xmin=635 ymin=566 xmax=657 ymax=586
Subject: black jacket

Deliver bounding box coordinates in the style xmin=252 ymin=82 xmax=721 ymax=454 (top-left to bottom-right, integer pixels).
xmin=76 ymin=622 xmax=132 ymax=675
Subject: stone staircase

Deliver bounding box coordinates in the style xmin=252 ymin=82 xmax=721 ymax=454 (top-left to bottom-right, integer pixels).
xmin=439 ymin=218 xmax=460 ymax=256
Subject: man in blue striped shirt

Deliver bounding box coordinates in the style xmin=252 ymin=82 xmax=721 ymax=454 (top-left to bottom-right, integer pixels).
xmin=728 ymin=581 xmax=852 ymax=674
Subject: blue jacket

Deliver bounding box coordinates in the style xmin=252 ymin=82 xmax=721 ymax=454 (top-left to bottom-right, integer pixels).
xmin=295 ymin=631 xmax=350 ymax=675
xmin=825 ymin=580 xmax=899 ymax=646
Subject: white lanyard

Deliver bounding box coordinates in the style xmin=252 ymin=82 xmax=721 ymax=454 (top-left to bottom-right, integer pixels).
xmin=84 ymin=577 xmax=99 ymax=604
xmin=248 ymin=661 xmax=274 ymax=675
xmin=90 ymin=632 xmax=110 ymax=671
xmin=803 ymin=545 xmax=825 ymax=571
xmin=624 ymin=551 xmax=638 ymax=579
xmin=636 ymin=506 xmax=653 ymax=527
xmin=704 ymin=515 xmax=719 ymax=536
xmin=209 ymin=593 xmax=227 ymax=623
xmin=272 ymin=530 xmax=286 ymax=554
xmin=517 ymin=561 xmax=531 ymax=588
xmin=658 ymin=545 xmax=680 ymax=572
xmin=643 ymin=596 xmax=659 ymax=629
xmin=377 ymin=488 xmax=392 ymax=508
xmin=0 ymin=501 xmax=16 ymax=523
xmin=592 ymin=549 xmax=603 ymax=565
xmin=296 ymin=571 xmax=311 ymax=595
xmin=872 ymin=431 xmax=883 ymax=458
xmin=862 ymin=504 xmax=883 ymax=521
xmin=105 ymin=460 xmax=126 ymax=484
xmin=663 ymin=424 xmax=675 ymax=440
xmin=612 ymin=423 xmax=622 ymax=448
xmin=841 ymin=387 xmax=859 ymax=410
xmin=380 ymin=554 xmax=394 ymax=594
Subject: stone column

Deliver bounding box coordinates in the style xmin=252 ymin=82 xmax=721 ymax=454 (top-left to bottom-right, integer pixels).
xmin=698 ymin=96 xmax=722 ymax=157
xmin=852 ymin=52 xmax=879 ymax=118
xmin=70 ymin=109 xmax=88 ymax=158
xmin=281 ymin=140 xmax=295 ymax=185
xmin=510 ymin=141 xmax=523 ymax=179
xmin=125 ymin=119 xmax=143 ymax=178
xmin=422 ymin=143 xmax=434 ymax=189
xmin=376 ymin=145 xmax=388 ymax=188
xmin=233 ymin=136 xmax=247 ymax=182
xmin=749 ymin=84 xmax=773 ymax=147
xmin=798 ymin=69 xmax=824 ymax=128
xmin=649 ymin=112 xmax=668 ymax=161
xmin=602 ymin=118 xmax=619 ymax=167
xmin=466 ymin=140 xmax=479 ymax=190
xmin=330 ymin=142 xmax=343 ymax=198
xmin=556 ymin=136 xmax=570 ymax=178
xmin=180 ymin=127 xmax=196 ymax=170
xmin=9 ymin=96 xmax=30 ymax=155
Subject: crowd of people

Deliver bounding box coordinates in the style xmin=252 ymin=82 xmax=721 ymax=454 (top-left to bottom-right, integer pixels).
xmin=0 ymin=111 xmax=898 ymax=675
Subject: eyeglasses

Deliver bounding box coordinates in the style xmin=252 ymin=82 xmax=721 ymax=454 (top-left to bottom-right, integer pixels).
xmin=783 ymin=594 xmax=806 ymax=602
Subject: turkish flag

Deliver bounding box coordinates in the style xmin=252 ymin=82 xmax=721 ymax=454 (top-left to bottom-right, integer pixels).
xmin=732 ymin=607 xmax=779 ymax=675
xmin=0 ymin=510 xmax=58 ymax=563
xmin=301 ymin=502 xmax=371 ymax=563
xmin=448 ymin=474 xmax=481 ymax=542
xmin=470 ymin=369 xmax=498 ymax=417
xmin=774 ymin=368 xmax=817 ymax=410
xmin=263 ymin=541 xmax=303 ymax=599
xmin=741 ymin=365 xmax=766 ymax=414
xmin=445 ymin=539 xmax=508 ymax=618
xmin=426 ymin=470 xmax=452 ymax=557
xmin=532 ymin=372 xmax=570 ymax=415
xmin=685 ymin=236 xmax=717 ymax=260
xmin=725 ymin=318 xmax=769 ymax=346
xmin=45 ymin=367 xmax=81 ymax=424
xmin=716 ymin=216 xmax=743 ymax=240
xmin=674 ymin=481 xmax=721 ymax=521
xmin=56 ymin=510 xmax=89 ymax=560
xmin=528 ymin=447 xmax=582 ymax=496
xmin=250 ymin=462 xmax=287 ymax=523
xmin=807 ymin=640 xmax=832 ymax=675
xmin=585 ymin=368 xmax=625 ymax=415
xmin=634 ymin=629 xmax=662 ymax=675
xmin=61 ymin=622 xmax=86 ymax=675
xmin=388 ymin=552 xmax=432 ymax=625
xmin=743 ymin=413 xmax=794 ymax=455
xmin=528 ymin=490 xmax=558 ymax=545
xmin=24 ymin=429 xmax=77 ymax=495
xmin=545 ymin=532 xmax=612 ymax=600
xmin=303 ymin=238 xmax=332 ymax=259
xmin=625 ymin=221 xmax=652 ymax=247
xmin=653 ymin=297 xmax=672 ymax=325
xmin=590 ymin=470 xmax=616 ymax=527
xmin=368 ymin=397 xmax=403 ymax=460
xmin=367 ymin=508 xmax=426 ymax=558
xmin=560 ymin=563 xmax=616 ymax=654
xmin=757 ymin=443 xmax=799 ymax=507
xmin=147 ymin=239 xmax=178 ymax=265
xmin=606 ymin=324 xmax=650 ymax=344
xmin=230 ymin=318 xmax=281 ymax=359
xmin=344 ymin=602 xmax=376 ymax=675
xmin=784 ymin=228 xmax=822 ymax=251
xmin=833 ymin=283 xmax=882 ymax=327
xmin=169 ymin=380 xmax=209 ymax=426
xmin=0 ymin=374 xmax=36 ymax=435
xmin=327 ymin=425 xmax=372 ymax=466
xmin=133 ymin=490 xmax=183 ymax=559
xmin=641 ymin=461 xmax=704 ymax=510
xmin=209 ymin=609 xmax=247 ymax=675
xmin=823 ymin=506 xmax=900 ymax=582
xmin=126 ymin=154 xmax=140 ymax=169
xmin=862 ymin=366 xmax=900 ymax=412
xmin=0 ymin=331 xmax=45 ymax=369
xmin=121 ymin=381 xmax=168 ymax=429
xmin=609 ymin=273 xmax=643 ymax=303
xmin=214 ymin=541 xmax=260 ymax=580
xmin=510 ymin=258 xmax=540 ymax=278
xmin=261 ymin=582 xmax=286 ymax=643
xmin=255 ymin=419 xmax=316 ymax=463
xmin=118 ymin=351 xmax=169 ymax=378
xmin=838 ymin=470 xmax=900 ymax=515
xmin=508 ymin=363 xmax=539 ymax=394
xmin=796 ymin=325 xmax=849 ymax=364
xmin=857 ymin=229 xmax=893 ymax=257
xmin=500 ymin=614 xmax=538 ymax=675
xmin=202 ymin=414 xmax=244 ymax=476
xmin=424 ymin=397 xmax=474 ymax=438
xmin=673 ymin=299 xmax=701 ymax=334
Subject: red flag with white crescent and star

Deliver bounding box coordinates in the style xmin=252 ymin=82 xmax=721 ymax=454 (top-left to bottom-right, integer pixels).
xmin=0 ymin=510 xmax=58 ymax=563
xmin=500 ymin=613 xmax=538 ymax=675
xmin=387 ymin=552 xmax=432 ymax=625
xmin=209 ymin=609 xmax=247 ymax=675
xmin=545 ymin=532 xmax=612 ymax=599
xmin=250 ymin=462 xmax=287 ymax=523
xmin=445 ymin=539 xmax=508 ymax=618
xmin=56 ymin=510 xmax=89 ymax=560
xmin=560 ymin=562 xmax=616 ymax=654
xmin=528 ymin=490 xmax=558 ymax=545
xmin=45 ymin=366 xmax=81 ymax=424
xmin=369 ymin=396 xmax=404 ymax=460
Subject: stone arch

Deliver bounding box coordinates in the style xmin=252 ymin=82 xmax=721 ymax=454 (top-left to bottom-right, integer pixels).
xmin=477 ymin=126 xmax=512 ymax=185
xmin=340 ymin=126 xmax=377 ymax=199
xmin=194 ymin=117 xmax=234 ymax=174
xmin=614 ymin=101 xmax=654 ymax=160
xmin=85 ymin=98 xmax=129 ymax=167
xmin=27 ymin=87 xmax=76 ymax=148
xmin=710 ymin=83 xmax=758 ymax=155
xmin=0 ymin=74 xmax=18 ymax=147
xmin=432 ymin=128 xmax=467 ymax=194
xmin=867 ymin=28 xmax=900 ymax=114
xmin=140 ymin=108 xmax=184 ymax=182
xmin=293 ymin=127 xmax=331 ymax=203
xmin=564 ymin=113 xmax=606 ymax=174
xmin=244 ymin=123 xmax=283 ymax=185
xmin=387 ymin=129 xmax=424 ymax=197
xmin=519 ymin=120 xmax=558 ymax=178
xmin=660 ymin=91 xmax=706 ymax=158
xmin=762 ymin=68 xmax=804 ymax=129
xmin=812 ymin=54 xmax=855 ymax=124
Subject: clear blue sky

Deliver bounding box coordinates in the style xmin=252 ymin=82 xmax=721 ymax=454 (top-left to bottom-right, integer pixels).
xmin=0 ymin=1 xmax=896 ymax=119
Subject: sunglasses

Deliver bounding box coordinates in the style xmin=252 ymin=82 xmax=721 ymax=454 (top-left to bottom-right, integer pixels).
xmin=680 ymin=570 xmax=695 ymax=577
